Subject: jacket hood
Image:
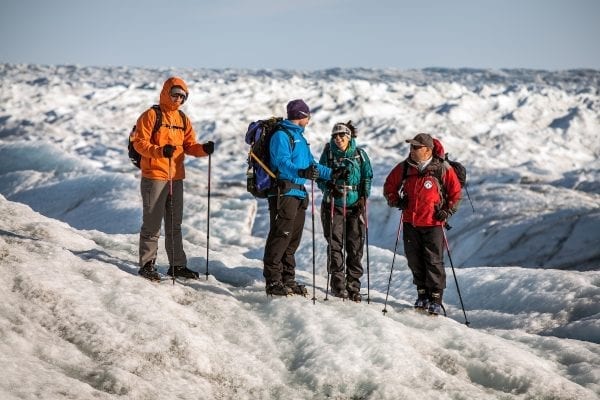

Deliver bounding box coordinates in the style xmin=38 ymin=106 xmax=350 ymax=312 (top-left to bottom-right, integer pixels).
xmin=160 ymin=77 xmax=189 ymax=112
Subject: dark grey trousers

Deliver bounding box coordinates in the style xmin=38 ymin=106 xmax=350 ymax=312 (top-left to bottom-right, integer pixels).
xmin=263 ymin=195 xmax=307 ymax=285
xmin=403 ymin=223 xmax=446 ymax=294
xmin=139 ymin=177 xmax=186 ymax=268
xmin=321 ymin=202 xmax=365 ymax=294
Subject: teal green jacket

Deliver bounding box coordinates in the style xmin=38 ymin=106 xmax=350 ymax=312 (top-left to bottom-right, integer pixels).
xmin=317 ymin=138 xmax=373 ymax=207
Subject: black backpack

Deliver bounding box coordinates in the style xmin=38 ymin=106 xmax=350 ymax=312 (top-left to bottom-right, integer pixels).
xmin=244 ymin=117 xmax=294 ymax=198
xmin=128 ymin=105 xmax=187 ymax=169
xmin=401 ymin=154 xmax=473 ymax=212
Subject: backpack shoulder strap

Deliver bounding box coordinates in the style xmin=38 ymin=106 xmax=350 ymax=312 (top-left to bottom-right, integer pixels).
xmin=178 ymin=110 xmax=187 ymax=132
xmin=325 ymin=142 xmax=333 ymax=166
xmin=401 ymin=159 xmax=409 ymax=183
xmin=355 ymin=147 xmax=365 ymax=165
xmin=277 ymin=124 xmax=295 ymax=149
xmin=150 ymin=105 xmax=162 ymax=135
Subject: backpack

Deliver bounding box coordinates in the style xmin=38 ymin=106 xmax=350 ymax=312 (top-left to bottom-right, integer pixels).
xmin=431 ymin=137 xmax=466 ymax=188
xmin=245 ymin=117 xmax=294 ymax=198
xmin=128 ymin=105 xmax=187 ymax=169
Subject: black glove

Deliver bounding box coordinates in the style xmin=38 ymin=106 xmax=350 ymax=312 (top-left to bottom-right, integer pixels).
xmin=332 ymin=166 xmax=349 ymax=181
xmin=386 ymin=195 xmax=408 ymax=210
xmin=326 ymin=181 xmax=343 ymax=199
xmin=435 ymin=209 xmax=451 ymax=221
xmin=162 ymin=144 xmax=175 ymax=158
xmin=203 ymin=141 xmax=214 ymax=155
xmin=299 ymin=165 xmax=319 ymax=180
xmin=356 ymin=196 xmax=366 ymax=215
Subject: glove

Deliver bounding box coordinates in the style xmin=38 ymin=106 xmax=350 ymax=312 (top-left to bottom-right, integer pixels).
xmin=162 ymin=144 xmax=175 ymax=158
xmin=356 ymin=196 xmax=366 ymax=215
xmin=386 ymin=195 xmax=408 ymax=210
xmin=203 ymin=141 xmax=214 ymax=155
xmin=332 ymin=166 xmax=349 ymax=181
xmin=326 ymin=181 xmax=343 ymax=199
xmin=435 ymin=209 xmax=451 ymax=221
xmin=299 ymin=165 xmax=319 ymax=180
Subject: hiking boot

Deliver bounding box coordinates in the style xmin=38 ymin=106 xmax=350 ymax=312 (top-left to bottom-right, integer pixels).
xmin=331 ymin=288 xmax=349 ymax=299
xmin=428 ymin=291 xmax=444 ymax=316
xmin=427 ymin=302 xmax=444 ymax=316
xmin=414 ymin=288 xmax=430 ymax=310
xmin=349 ymin=292 xmax=362 ymax=302
xmin=139 ymin=262 xmax=161 ymax=282
xmin=285 ymin=281 xmax=308 ymax=296
xmin=167 ymin=266 xmax=199 ymax=279
xmin=266 ymin=282 xmax=293 ymax=296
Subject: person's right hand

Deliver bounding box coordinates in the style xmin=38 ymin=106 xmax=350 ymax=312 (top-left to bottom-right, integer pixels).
xmin=332 ymin=166 xmax=349 ymax=181
xmin=162 ymin=144 xmax=175 ymax=158
xmin=299 ymin=165 xmax=319 ymax=180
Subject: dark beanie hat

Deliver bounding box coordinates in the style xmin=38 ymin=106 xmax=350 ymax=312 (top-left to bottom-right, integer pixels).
xmin=287 ymin=99 xmax=310 ymax=120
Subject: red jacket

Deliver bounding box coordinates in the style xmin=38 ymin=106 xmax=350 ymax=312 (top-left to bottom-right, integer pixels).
xmin=133 ymin=77 xmax=207 ymax=181
xmin=383 ymin=158 xmax=461 ymax=227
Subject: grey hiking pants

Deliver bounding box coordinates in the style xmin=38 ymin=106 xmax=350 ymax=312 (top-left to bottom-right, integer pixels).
xmin=321 ymin=202 xmax=365 ymax=294
xmin=139 ymin=177 xmax=186 ymax=268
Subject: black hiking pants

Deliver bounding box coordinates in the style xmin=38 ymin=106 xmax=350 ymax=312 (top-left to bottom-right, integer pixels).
xmin=263 ymin=195 xmax=308 ymax=286
xmin=403 ymin=223 xmax=446 ymax=297
xmin=321 ymin=202 xmax=365 ymax=294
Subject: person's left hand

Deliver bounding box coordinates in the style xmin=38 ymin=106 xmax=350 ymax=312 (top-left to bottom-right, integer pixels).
xmin=332 ymin=166 xmax=349 ymax=181
xmin=435 ymin=208 xmax=450 ymax=221
xmin=203 ymin=141 xmax=214 ymax=155
xmin=357 ymin=196 xmax=366 ymax=215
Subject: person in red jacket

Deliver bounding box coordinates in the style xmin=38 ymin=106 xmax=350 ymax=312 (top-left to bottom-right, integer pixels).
xmin=383 ymin=133 xmax=461 ymax=315
xmin=132 ymin=76 xmax=214 ymax=281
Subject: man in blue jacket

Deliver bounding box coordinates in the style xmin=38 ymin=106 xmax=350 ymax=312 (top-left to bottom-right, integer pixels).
xmin=263 ymin=99 xmax=341 ymax=296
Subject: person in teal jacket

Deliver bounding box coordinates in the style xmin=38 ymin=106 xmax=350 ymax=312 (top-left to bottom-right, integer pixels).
xmin=318 ymin=121 xmax=373 ymax=301
xmin=263 ymin=99 xmax=342 ymax=296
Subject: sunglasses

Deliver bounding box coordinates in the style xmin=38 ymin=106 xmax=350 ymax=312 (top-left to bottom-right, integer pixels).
xmin=332 ymin=133 xmax=349 ymax=139
xmin=170 ymin=93 xmax=186 ymax=100
xmin=410 ymin=144 xmax=425 ymax=150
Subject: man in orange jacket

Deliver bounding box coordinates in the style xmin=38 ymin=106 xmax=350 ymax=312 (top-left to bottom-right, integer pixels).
xmin=133 ymin=76 xmax=214 ymax=281
xmin=383 ymin=133 xmax=461 ymax=315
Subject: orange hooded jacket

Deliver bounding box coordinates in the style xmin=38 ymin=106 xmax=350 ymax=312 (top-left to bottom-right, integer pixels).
xmin=132 ymin=77 xmax=208 ymax=180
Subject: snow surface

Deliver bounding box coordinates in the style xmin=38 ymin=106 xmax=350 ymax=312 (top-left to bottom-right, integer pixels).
xmin=0 ymin=64 xmax=599 ymax=399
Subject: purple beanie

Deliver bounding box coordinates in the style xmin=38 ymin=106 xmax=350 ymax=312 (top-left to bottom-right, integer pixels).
xmin=286 ymin=99 xmax=310 ymax=120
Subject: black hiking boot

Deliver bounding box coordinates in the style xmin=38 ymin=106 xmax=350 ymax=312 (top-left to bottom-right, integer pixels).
xmin=414 ymin=288 xmax=430 ymax=311
xmin=348 ymin=291 xmax=362 ymax=302
xmin=285 ymin=281 xmax=308 ymax=296
xmin=167 ymin=266 xmax=200 ymax=279
xmin=139 ymin=261 xmax=161 ymax=282
xmin=331 ymin=287 xmax=349 ymax=299
xmin=428 ymin=291 xmax=445 ymax=316
xmin=266 ymin=282 xmax=293 ymax=296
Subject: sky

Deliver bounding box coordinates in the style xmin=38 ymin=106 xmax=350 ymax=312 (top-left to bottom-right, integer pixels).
xmin=0 ymin=64 xmax=599 ymax=399
xmin=1 ymin=0 xmax=599 ymax=70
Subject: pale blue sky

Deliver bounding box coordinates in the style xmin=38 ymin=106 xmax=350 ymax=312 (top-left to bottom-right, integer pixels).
xmin=1 ymin=0 xmax=598 ymax=70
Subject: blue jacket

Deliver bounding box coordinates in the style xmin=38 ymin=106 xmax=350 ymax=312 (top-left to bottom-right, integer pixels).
xmin=269 ymin=119 xmax=332 ymax=198
xmin=318 ymin=138 xmax=373 ymax=207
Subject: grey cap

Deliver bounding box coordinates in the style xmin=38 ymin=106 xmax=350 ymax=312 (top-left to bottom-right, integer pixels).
xmin=406 ymin=133 xmax=433 ymax=149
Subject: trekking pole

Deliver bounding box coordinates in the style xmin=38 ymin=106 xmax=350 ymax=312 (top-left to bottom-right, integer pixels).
xmin=364 ymin=198 xmax=371 ymax=304
xmin=205 ymin=153 xmax=211 ymax=280
xmin=464 ymin=183 xmax=475 ymax=213
xmin=169 ymin=157 xmax=175 ymax=286
xmin=324 ymin=195 xmax=334 ymax=301
xmin=441 ymin=227 xmax=470 ymax=326
xmin=342 ymin=185 xmax=348 ymax=301
xmin=382 ymin=212 xmax=403 ymax=315
xmin=311 ymin=180 xmax=316 ymax=304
